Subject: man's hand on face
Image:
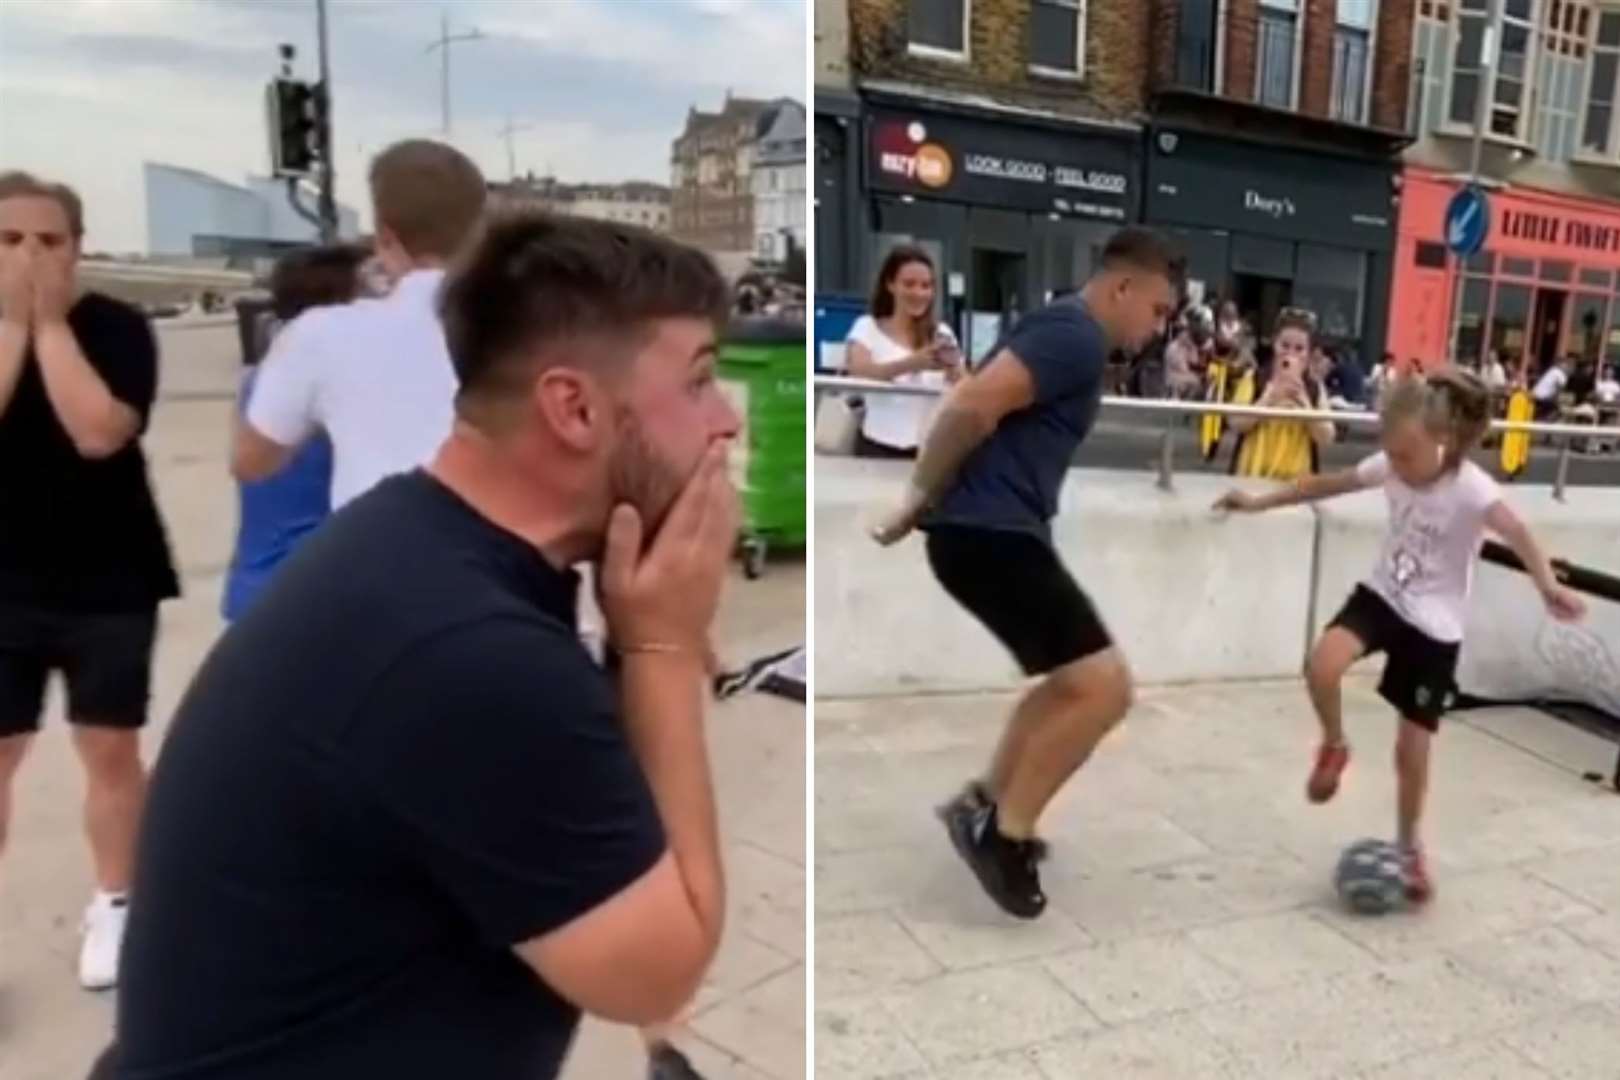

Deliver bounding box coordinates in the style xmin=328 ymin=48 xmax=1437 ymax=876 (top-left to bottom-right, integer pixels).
xmin=598 ymin=442 xmax=739 ymax=658
xmin=0 ymin=248 xmax=33 ymax=331
xmin=31 ymin=252 xmax=74 ymax=328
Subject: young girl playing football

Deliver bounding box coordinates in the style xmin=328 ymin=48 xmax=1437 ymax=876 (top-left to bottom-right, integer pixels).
xmin=1215 ymin=369 xmax=1585 ymax=902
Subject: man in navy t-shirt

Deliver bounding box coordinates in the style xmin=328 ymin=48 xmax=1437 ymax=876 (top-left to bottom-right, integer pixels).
xmin=873 ymin=227 xmax=1181 ymax=919
xmin=96 ymin=213 xmax=741 ymax=1079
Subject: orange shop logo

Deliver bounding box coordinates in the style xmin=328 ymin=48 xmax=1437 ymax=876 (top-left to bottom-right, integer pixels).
xmin=874 ymin=121 xmax=954 ymax=190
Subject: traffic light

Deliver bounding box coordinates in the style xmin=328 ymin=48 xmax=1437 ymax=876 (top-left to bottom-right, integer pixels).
xmin=267 ymin=78 xmax=320 ymax=177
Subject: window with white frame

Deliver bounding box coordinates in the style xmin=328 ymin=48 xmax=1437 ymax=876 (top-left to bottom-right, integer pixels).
xmin=1584 ymin=7 xmax=1620 ymax=155
xmin=1449 ymin=0 xmax=1490 ymax=127
xmin=1490 ymin=0 xmax=1537 ymax=138
xmin=1413 ymin=2 xmax=1455 ymax=133
xmin=1331 ymin=0 xmax=1375 ymax=122
xmin=1029 ymin=0 xmax=1086 ymax=77
xmin=1535 ymin=0 xmax=1592 ymax=161
xmin=1257 ymin=0 xmax=1300 ymax=109
xmin=908 ymin=0 xmax=968 ymax=57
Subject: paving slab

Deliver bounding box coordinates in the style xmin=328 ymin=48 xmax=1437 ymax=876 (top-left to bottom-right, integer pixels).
xmin=815 ymin=681 xmax=1620 ymax=1079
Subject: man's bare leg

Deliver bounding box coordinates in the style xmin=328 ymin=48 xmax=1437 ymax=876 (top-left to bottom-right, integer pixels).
xmin=71 ymin=726 xmax=147 ymax=893
xmin=0 ymin=732 xmax=33 ymax=866
xmin=995 ymin=648 xmax=1133 ymax=839
xmin=940 ymin=649 xmax=1133 ymax=920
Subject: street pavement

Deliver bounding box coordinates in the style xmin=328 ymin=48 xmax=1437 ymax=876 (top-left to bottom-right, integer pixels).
xmin=0 ymin=322 xmax=806 ymax=1080
xmin=815 ymin=680 xmax=1620 ymax=1079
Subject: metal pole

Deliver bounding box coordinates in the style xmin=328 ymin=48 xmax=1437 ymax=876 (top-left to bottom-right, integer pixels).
xmin=1156 ymin=422 xmax=1175 ymax=492
xmin=315 ymin=0 xmax=336 ymax=243
xmin=1554 ymin=438 xmax=1571 ymax=502
xmin=440 ymin=12 xmax=451 ymax=135
xmin=1447 ymin=0 xmax=1501 ymax=365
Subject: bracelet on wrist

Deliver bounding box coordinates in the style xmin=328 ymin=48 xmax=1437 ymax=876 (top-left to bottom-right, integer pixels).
xmin=617 ymin=641 xmax=697 ymax=658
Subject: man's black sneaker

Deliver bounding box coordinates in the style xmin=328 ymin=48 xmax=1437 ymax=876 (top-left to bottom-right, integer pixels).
xmin=648 ymin=1042 xmax=706 ymax=1080
xmin=935 ymin=798 xmax=1048 ymax=919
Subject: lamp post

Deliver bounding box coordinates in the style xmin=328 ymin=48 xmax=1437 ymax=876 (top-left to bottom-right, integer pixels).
xmin=424 ymin=11 xmax=484 ymax=136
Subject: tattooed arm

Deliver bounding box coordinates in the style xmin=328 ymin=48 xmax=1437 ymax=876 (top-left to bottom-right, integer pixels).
xmin=871 ymin=349 xmax=1038 ymax=545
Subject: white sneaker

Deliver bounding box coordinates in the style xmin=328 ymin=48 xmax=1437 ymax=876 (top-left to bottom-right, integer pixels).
xmin=79 ymin=891 xmax=129 ymax=991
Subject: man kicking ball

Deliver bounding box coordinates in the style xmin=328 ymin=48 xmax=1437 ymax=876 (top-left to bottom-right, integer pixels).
xmin=871 ymin=227 xmax=1179 ymax=918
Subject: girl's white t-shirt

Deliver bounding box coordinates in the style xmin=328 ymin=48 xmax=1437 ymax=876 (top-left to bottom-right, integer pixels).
xmin=1356 ymin=451 xmax=1503 ymax=643
xmin=845 ymin=315 xmax=956 ymax=451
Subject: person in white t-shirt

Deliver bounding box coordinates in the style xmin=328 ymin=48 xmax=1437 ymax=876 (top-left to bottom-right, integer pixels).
xmin=232 ymin=139 xmax=485 ymax=508
xmin=1215 ymin=370 xmax=1584 ymax=904
xmin=1530 ymin=354 xmax=1574 ymax=419
xmin=1595 ymin=364 xmax=1620 ymax=405
xmin=844 ymin=245 xmax=961 ymax=457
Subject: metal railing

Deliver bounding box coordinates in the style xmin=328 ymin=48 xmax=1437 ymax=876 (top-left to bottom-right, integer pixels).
xmin=813 ymin=374 xmax=1620 ymax=502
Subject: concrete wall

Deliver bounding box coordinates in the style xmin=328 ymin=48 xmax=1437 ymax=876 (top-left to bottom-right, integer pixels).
xmin=816 ymin=459 xmax=1318 ymax=697
xmin=817 ymin=458 xmax=1620 ymax=709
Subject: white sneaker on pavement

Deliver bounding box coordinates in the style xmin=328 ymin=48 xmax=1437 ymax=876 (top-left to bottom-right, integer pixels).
xmin=79 ymin=891 xmax=129 ymax=991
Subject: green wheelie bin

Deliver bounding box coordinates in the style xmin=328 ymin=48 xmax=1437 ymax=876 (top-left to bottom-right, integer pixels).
xmin=718 ymin=316 xmax=806 ymax=578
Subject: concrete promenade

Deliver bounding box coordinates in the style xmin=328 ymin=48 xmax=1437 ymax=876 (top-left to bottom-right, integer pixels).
xmin=815 ymin=679 xmax=1620 ymax=1079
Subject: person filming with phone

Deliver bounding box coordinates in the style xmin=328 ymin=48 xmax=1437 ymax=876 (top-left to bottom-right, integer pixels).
xmin=1227 ymin=308 xmax=1336 ymax=481
xmin=844 ymin=245 xmax=962 ymax=459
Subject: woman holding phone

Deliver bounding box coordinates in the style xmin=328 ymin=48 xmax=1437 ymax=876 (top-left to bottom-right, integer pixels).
xmin=844 ymin=245 xmax=962 ymax=458
xmin=1227 ymin=308 xmax=1336 ymax=480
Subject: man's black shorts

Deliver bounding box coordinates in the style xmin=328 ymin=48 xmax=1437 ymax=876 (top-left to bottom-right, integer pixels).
xmin=1328 ymin=585 xmax=1459 ymax=732
xmin=924 ymin=525 xmax=1113 ymax=676
xmin=0 ymin=606 xmax=158 ymax=736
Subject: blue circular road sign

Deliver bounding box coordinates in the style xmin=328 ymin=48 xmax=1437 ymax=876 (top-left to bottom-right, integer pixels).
xmin=1444 ymin=187 xmax=1491 ymax=258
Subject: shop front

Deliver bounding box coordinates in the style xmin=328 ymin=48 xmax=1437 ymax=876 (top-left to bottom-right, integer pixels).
xmin=860 ymin=92 xmax=1140 ymax=362
xmin=1388 ymin=168 xmax=1620 ymax=378
xmin=1143 ymin=125 xmax=1400 ymax=368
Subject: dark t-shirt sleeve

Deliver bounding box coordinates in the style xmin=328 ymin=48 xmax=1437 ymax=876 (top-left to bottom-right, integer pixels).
xmin=76 ymin=297 xmax=159 ymax=428
xmin=1000 ymin=308 xmax=1104 ymax=405
xmin=344 ymin=617 xmax=666 ymax=947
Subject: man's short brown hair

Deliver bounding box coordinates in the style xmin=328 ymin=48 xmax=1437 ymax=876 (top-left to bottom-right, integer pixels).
xmin=440 ymin=211 xmax=730 ymax=415
xmin=368 ymin=140 xmax=485 ymax=260
xmin=0 ymin=171 xmax=85 ymax=238
xmin=1099 ymin=226 xmax=1183 ymax=282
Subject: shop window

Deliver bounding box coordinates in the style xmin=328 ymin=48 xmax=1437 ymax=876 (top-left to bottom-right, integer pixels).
xmin=1331 ymin=18 xmax=1372 ymax=122
xmin=908 ymin=0 xmax=969 ymax=57
xmin=1502 ymin=255 xmax=1537 ymax=277
xmin=1571 ymin=292 xmax=1611 ymax=361
xmin=1541 ymin=259 xmax=1575 ymax=281
xmin=1294 ymin=244 xmax=1366 ymax=340
xmin=1490 ymin=282 xmax=1533 ymax=373
xmin=1583 ymin=10 xmax=1620 ymax=156
xmin=1415 ymin=241 xmax=1449 ymax=268
xmin=1030 ymin=0 xmax=1086 ymax=77
xmin=1257 ymin=0 xmax=1300 ymax=109
xmin=1579 ymin=266 xmax=1615 ymax=288
xmin=1457 ymin=277 xmax=1491 ymax=367
xmin=1466 ymin=249 xmax=1497 ymax=274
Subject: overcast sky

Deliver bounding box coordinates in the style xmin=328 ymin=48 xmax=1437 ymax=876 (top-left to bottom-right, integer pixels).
xmin=0 ymin=0 xmax=805 ymax=253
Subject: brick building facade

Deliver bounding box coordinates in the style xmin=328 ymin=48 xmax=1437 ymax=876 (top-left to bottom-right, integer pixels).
xmin=669 ymin=95 xmax=775 ymax=256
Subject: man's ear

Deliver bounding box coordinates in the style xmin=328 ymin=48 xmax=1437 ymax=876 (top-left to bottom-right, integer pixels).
xmin=533 ymin=368 xmax=609 ymax=453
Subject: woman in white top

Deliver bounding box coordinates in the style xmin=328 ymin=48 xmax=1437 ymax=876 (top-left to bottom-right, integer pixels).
xmin=844 ymin=245 xmax=962 ymax=457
